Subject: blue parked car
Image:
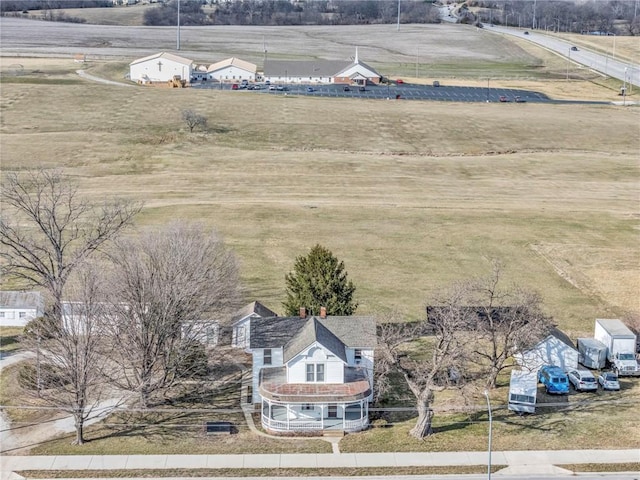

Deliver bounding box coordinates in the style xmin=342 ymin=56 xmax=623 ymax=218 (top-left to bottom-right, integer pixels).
xmin=538 ymin=365 xmax=569 ymax=394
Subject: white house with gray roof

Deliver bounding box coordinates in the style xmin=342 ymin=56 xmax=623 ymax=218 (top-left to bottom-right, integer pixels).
xmin=0 ymin=291 xmax=43 ymax=327
xmin=263 ymin=48 xmax=381 ymax=85
xmin=129 ymin=52 xmax=194 ymax=84
xmin=250 ymin=307 xmax=376 ymax=433
xmin=231 ymin=301 xmax=278 ymax=350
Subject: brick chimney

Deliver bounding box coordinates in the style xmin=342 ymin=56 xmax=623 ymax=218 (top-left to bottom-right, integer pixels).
xmin=320 ymin=306 xmax=327 ymax=319
xmin=299 ymin=307 xmax=306 ymax=319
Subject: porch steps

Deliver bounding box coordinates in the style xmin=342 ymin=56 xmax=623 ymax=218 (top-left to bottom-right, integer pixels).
xmin=322 ymin=430 xmax=345 ymax=438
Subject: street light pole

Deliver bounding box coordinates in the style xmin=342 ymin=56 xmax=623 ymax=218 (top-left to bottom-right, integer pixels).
xmin=176 ymin=0 xmax=180 ymax=50
xmin=483 ymin=390 xmax=493 ymax=480
xmin=397 ymin=0 xmax=401 ymax=31
xmin=566 ymin=48 xmax=570 ymax=81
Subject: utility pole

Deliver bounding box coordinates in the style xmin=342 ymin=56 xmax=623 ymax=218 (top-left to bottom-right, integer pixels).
xmin=484 ymin=391 xmax=493 ymax=480
xmin=176 ymin=0 xmax=180 ymax=50
xmin=397 ymin=0 xmax=401 ymax=31
xmin=532 ymin=0 xmax=537 ymax=29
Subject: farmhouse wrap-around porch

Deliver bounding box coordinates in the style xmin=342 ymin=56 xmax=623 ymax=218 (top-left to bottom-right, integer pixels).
xmin=259 ymin=365 xmax=371 ymax=433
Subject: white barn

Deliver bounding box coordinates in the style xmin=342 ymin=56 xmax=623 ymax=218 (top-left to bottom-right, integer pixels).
xmin=514 ymin=329 xmax=579 ymax=373
xmin=207 ymin=57 xmax=257 ymax=83
xmin=0 ymin=291 xmax=44 ymax=327
xmin=129 ymin=52 xmax=194 ymax=84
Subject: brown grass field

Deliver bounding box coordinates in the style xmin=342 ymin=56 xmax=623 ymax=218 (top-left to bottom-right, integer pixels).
xmin=0 ymin=17 xmax=639 ymax=455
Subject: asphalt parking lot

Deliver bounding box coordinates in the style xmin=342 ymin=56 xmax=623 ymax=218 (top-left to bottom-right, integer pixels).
xmin=192 ymin=81 xmax=607 ymax=104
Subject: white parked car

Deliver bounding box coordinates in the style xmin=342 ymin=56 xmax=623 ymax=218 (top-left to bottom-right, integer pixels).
xmin=598 ymin=372 xmax=620 ymax=391
xmin=567 ymin=368 xmax=597 ymax=392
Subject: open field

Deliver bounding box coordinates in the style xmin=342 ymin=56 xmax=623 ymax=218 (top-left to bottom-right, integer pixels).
xmin=0 ymin=20 xmax=638 ymax=456
xmin=1 ymin=57 xmax=638 ymax=333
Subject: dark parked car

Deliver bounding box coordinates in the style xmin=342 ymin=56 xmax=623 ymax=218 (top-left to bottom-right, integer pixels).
xmin=306 ymin=86 xmax=314 ymax=92
xmin=343 ymin=85 xmax=350 ymax=91
xmin=514 ymin=96 xmax=526 ymax=103
xmin=433 ymin=80 xmax=440 ymax=87
xmin=359 ymin=86 xmax=366 ymax=92
xmin=524 ymin=31 xmax=529 ymax=35
xmin=571 ymin=46 xmax=579 ymax=51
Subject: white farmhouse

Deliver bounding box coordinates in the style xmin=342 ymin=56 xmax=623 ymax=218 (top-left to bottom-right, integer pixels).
xmin=0 ymin=291 xmax=44 ymax=327
xmin=231 ymin=301 xmax=278 ymax=350
xmin=514 ymin=328 xmax=579 ymax=373
xmin=129 ymin=52 xmax=194 ymax=84
xmin=207 ymin=57 xmax=257 ymax=83
xmin=250 ymin=307 xmax=376 ymax=434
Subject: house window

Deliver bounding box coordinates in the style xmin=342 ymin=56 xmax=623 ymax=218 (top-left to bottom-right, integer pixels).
xmin=301 ymin=404 xmax=313 ymax=411
xmin=0 ymin=312 xmax=4 ymax=318
xmin=306 ymin=363 xmax=325 ymax=382
xmin=354 ymin=349 xmax=362 ymax=363
xmin=328 ymin=404 xmax=337 ymax=418
xmin=206 ymin=326 xmax=217 ymax=345
xmin=263 ymin=348 xmax=272 ymax=365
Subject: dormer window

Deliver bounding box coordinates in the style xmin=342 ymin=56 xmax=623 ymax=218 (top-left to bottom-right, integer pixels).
xmin=306 ymin=363 xmax=325 ymax=382
xmin=354 ymin=349 xmax=362 ymax=363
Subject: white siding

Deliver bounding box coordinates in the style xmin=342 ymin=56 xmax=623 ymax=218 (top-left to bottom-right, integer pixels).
xmin=0 ymin=307 xmax=38 ymax=327
xmin=130 ymin=57 xmax=192 ymax=83
xmin=251 ymin=347 xmax=283 ymax=403
xmin=209 ymin=66 xmax=255 ymax=82
xmin=515 ymin=336 xmax=579 ymax=372
xmin=287 ymin=344 xmax=345 ymax=383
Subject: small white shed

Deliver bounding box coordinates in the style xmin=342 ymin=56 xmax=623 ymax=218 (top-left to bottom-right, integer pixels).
xmin=514 ymin=329 xmax=579 ymax=372
xmin=129 ymin=52 xmax=194 ymax=84
xmin=0 ymin=291 xmax=44 ymax=327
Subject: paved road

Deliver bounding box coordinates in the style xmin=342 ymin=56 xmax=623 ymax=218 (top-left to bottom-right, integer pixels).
xmin=484 ymin=25 xmax=640 ymax=88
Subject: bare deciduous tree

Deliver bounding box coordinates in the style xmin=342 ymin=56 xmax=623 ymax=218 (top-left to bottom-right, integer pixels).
xmin=457 ymin=262 xmax=553 ymax=388
xmin=376 ymin=296 xmax=471 ymax=439
xmin=102 ymin=222 xmax=241 ymax=407
xmin=20 ymin=267 xmax=114 ymax=445
xmin=1 ymin=169 xmax=140 ymax=444
xmin=0 ymin=169 xmax=142 ymax=319
xmin=182 ymin=109 xmax=208 ymax=132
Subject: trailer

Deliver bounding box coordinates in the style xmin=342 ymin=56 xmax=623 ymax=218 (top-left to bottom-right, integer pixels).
xmin=594 ymin=319 xmax=639 ymax=376
xmin=577 ymin=338 xmax=607 ymax=370
xmin=508 ymin=370 xmax=538 ymax=414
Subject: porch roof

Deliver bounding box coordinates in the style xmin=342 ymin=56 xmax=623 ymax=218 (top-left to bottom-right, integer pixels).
xmin=259 ymin=366 xmax=371 ymax=403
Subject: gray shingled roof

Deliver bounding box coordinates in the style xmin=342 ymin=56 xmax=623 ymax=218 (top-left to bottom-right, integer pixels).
xmin=231 ymin=301 xmax=278 ymax=325
xmin=250 ymin=315 xmax=376 ymax=354
xmin=0 ymin=291 xmax=43 ymax=309
xmin=283 ymin=317 xmax=347 ymax=363
xmin=263 ymin=60 xmax=352 ymax=78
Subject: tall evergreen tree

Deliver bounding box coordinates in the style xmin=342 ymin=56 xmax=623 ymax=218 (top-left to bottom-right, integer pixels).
xmin=283 ymin=244 xmax=357 ymax=316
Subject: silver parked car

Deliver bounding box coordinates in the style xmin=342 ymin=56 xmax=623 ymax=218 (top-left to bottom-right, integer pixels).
xmin=598 ymin=372 xmax=620 ymax=391
xmin=567 ymin=368 xmax=597 ymax=392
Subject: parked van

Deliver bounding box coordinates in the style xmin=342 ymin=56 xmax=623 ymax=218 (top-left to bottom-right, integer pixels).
xmin=508 ymin=370 xmax=537 ymax=414
xmin=537 ymin=365 xmax=569 ymax=394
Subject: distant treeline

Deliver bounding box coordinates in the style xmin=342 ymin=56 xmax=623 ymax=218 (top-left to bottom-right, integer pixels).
xmin=0 ymin=0 xmax=112 ymax=12
xmin=144 ymin=0 xmax=440 ymax=27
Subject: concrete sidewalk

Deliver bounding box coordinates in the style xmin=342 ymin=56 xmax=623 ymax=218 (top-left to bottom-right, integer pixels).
xmin=1 ymin=449 xmax=638 ymax=476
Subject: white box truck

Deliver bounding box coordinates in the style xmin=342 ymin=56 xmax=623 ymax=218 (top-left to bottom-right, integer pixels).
xmin=594 ymin=319 xmax=639 ymax=376
xmin=577 ymin=338 xmax=607 ymax=370
xmin=508 ymin=369 xmax=537 ymax=414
